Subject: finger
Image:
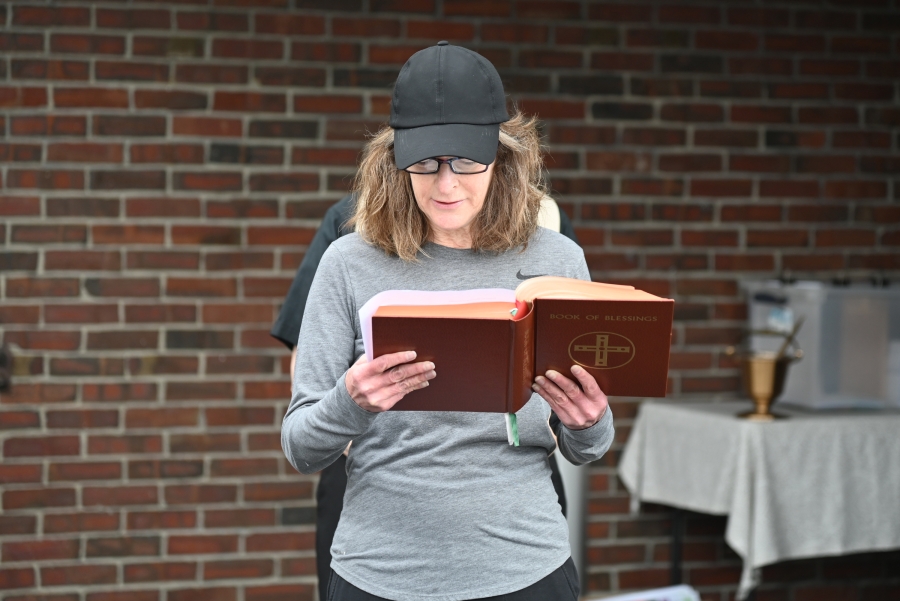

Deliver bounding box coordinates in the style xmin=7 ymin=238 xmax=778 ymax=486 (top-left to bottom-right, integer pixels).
xmin=544 ymin=370 xmax=585 ymax=401
xmin=386 ymin=360 xmax=435 ymax=384
xmin=533 ymin=374 xmax=570 ymax=405
xmin=569 ymin=365 xmax=603 ymax=398
xmin=370 ymin=350 xmax=417 ymax=374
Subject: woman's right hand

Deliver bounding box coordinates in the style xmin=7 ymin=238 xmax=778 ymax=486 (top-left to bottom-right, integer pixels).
xmin=345 ymin=351 xmax=436 ymax=412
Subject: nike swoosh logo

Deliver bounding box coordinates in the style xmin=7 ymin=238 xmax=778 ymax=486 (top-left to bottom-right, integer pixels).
xmin=516 ymin=270 xmax=545 ymax=280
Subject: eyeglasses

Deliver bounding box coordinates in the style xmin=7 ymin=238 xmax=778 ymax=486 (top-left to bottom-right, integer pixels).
xmin=403 ymin=157 xmax=489 ymax=175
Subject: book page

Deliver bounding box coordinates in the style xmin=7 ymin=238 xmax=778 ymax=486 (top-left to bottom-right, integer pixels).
xmin=375 ymin=302 xmax=516 ymax=320
xmin=360 ymin=288 xmax=515 ymax=360
xmin=515 ymin=276 xmax=669 ymax=304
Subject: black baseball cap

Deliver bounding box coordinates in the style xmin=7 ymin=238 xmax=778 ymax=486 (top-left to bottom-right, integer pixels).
xmin=390 ymin=41 xmax=510 ymax=170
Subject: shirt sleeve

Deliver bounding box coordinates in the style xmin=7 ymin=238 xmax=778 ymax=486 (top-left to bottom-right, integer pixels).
xmin=270 ymin=195 xmax=355 ymax=349
xmin=281 ymin=243 xmax=378 ymax=475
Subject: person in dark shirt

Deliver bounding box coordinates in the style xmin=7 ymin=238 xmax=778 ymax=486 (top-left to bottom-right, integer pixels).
xmin=271 ymin=193 xmax=580 ymax=601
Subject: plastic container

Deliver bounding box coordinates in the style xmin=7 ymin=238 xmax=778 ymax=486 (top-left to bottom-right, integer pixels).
xmin=742 ymin=281 xmax=900 ymax=410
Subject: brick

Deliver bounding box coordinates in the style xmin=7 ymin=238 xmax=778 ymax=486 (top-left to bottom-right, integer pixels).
xmin=659 ymin=154 xmax=721 ymax=172
xmin=845 ymin=132 xmax=893 ymax=150
xmin=623 ymin=127 xmax=686 ymax=146
xmin=47 ymin=143 xmax=123 ymax=163
xmin=127 ymin=511 xmax=197 ymax=531
xmin=835 ymin=83 xmax=894 ymax=101
xmin=91 ymin=170 xmax=166 ymax=190
xmin=0 ymin=568 xmax=36 ymax=589
xmin=730 ymin=155 xmax=791 ymax=173
xmin=126 ymin=409 xmax=199 ymax=429
xmin=88 ymin=435 xmax=162 ymax=454
xmin=81 ymin=486 xmax=158 ymax=507
xmin=135 ymin=90 xmax=207 ymax=110
xmin=131 ymin=144 xmax=205 ymax=164
xmin=796 ymin=10 xmax=857 ymax=30
xmin=94 ymin=116 xmax=166 ymax=137
xmin=206 ymin=352 xmax=275 ymax=374
xmin=166 ymin=382 xmax=237 ymax=401
xmin=173 ymin=117 xmax=242 ymax=138
xmin=1 ymin=386 xmax=78 ymax=409
xmin=0 ymin=463 xmax=42 ymax=483
xmin=124 ymin=561 xmax=197 ymax=582
xmin=205 ymin=200 xmax=279 ymax=219
xmin=96 ymin=61 xmax=169 ymax=82
xmin=86 ymin=330 xmax=157 ymax=351
xmin=334 ymin=67 xmax=399 ymax=88
xmin=125 ymin=198 xmax=200 ymax=218
xmin=246 ymin=585 xmax=315 ymax=601
xmin=520 ymin=50 xmax=582 ymax=69
xmin=204 ymin=560 xmax=273 ymax=581
xmin=798 ymin=107 xmax=858 ymax=124
xmin=661 ymin=54 xmax=722 ymax=73
xmin=592 ymin=102 xmax=652 ymax=121
xmin=255 ymin=13 xmax=324 ymax=35
xmin=6 ymin=278 xmax=81 ymax=298
xmin=825 ymin=181 xmax=886 ymax=199
xmin=170 ymin=433 xmax=241 ymax=453
xmin=177 ymin=12 xmax=249 ymax=32
xmin=3 ymin=540 xmax=80 ymax=562
xmin=661 ymin=103 xmax=723 ymax=122
xmin=255 ymin=67 xmax=326 ymax=87
xmin=85 ymin=535 xmax=160 ymax=557
xmin=621 ymin=178 xmax=683 ymax=196
xmin=173 ymin=172 xmax=243 ymax=191
xmin=166 ymin=278 xmax=238 ymax=297
xmin=44 ymin=198 xmax=114 ymax=218
xmin=212 ymin=39 xmax=283 ymax=60
xmin=747 ymin=230 xmax=809 ymax=247
xmin=214 ymin=92 xmax=285 ymax=113
xmin=4 ymin=487 xmax=76 ymax=510
xmin=81 ymin=382 xmax=156 ymax=404
xmin=800 ymin=59 xmax=860 ymax=77
xmin=0 ymin=86 xmax=47 ymax=108
xmin=681 ymin=229 xmax=737 ymax=246
xmin=832 ymin=36 xmax=892 ymax=54
xmin=0 ymin=196 xmax=40 ymax=215
xmin=0 ymin=410 xmax=41 ymax=429
xmin=650 ymin=203 xmax=714 ymax=223
xmin=731 ymin=105 xmax=792 ymax=124
xmin=97 ymin=8 xmax=170 ymax=29
xmin=369 ymin=44 xmax=428 ymax=65
xmin=627 ymin=29 xmax=689 ymax=48
xmin=125 ymin=251 xmax=200 ymax=270
xmin=51 ymin=34 xmax=126 ymax=55
xmin=796 ymin=155 xmax=856 ymax=173
xmin=50 ymin=357 xmax=124 ymax=377
xmin=592 ymin=52 xmax=655 ymax=72
xmin=0 ymin=33 xmax=44 ymax=52
xmin=12 ymin=59 xmax=89 ymax=81
xmin=765 ymin=130 xmax=826 ymax=148
xmin=770 ymin=83 xmax=829 ymax=99
xmin=249 ymin=120 xmax=317 ymax=139
xmin=202 ymin=304 xmax=275 ymax=323
xmin=729 ymin=57 xmax=793 ymax=76
xmin=169 ymin=588 xmax=239 ymax=601
xmin=699 ymin=81 xmax=762 ymax=98
xmin=14 ymin=6 xmax=90 ymax=26
xmin=0 ymin=251 xmax=38 ymax=270
xmin=3 ymin=436 xmax=81 ymax=457
xmin=128 ymin=462 xmax=203 ymax=480
xmin=246 ymin=532 xmax=314 ymax=552
xmin=133 ymin=36 xmax=205 ymax=58
xmin=41 ymin=564 xmax=117 ymax=586
xmin=47 ymin=409 xmax=119 ymax=429
xmin=44 ymin=303 xmax=118 ymax=323
xmin=293 ymin=147 xmax=359 ymax=167
xmin=483 ymin=23 xmax=549 ymax=44
xmin=4 ymin=330 xmax=80 ymax=350
xmin=407 ymin=20 xmax=474 ymax=41
xmin=169 ymin=535 xmax=238 ymax=555
xmin=48 ymin=462 xmax=122 ymax=482
xmin=765 ymin=34 xmax=826 ymax=52
xmin=7 ymin=169 xmax=84 ymax=190
xmin=165 ymin=485 xmax=237 ymax=505
xmin=176 ymin=64 xmax=248 ymax=84
xmin=209 ymin=458 xmax=279 ymax=477
xmin=292 ymin=41 xmax=361 ymax=63
xmin=0 ymin=515 xmax=37 ymax=535
xmin=696 ymin=31 xmax=758 ymax=51
xmin=128 ymin=355 xmax=199 ymax=375
xmin=85 ymin=278 xmax=160 ymax=298
xmin=721 ymin=204 xmax=784 ymax=221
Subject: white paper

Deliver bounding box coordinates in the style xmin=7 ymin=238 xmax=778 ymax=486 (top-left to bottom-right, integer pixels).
xmin=359 ymin=288 xmax=515 ymax=361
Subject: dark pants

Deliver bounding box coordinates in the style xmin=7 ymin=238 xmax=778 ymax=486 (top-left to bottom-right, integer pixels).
xmin=326 ymin=557 xmax=579 ymax=601
xmin=315 ymin=454 xmax=568 ymax=601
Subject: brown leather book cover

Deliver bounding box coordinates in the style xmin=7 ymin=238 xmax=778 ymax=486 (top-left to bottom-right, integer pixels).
xmin=533 ymin=298 xmax=674 ymax=397
xmin=369 ymin=280 xmax=674 ymax=412
xmin=371 ymin=307 xmax=534 ymax=412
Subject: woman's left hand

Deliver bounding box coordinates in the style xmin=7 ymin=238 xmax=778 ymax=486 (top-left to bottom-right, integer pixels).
xmin=532 ymin=365 xmax=608 ymax=430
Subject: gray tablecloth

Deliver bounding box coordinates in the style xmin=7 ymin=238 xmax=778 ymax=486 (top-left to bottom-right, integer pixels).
xmin=619 ymin=401 xmax=900 ymax=599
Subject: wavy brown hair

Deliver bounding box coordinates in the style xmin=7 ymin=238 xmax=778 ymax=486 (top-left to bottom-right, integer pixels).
xmin=348 ymin=111 xmax=547 ymax=261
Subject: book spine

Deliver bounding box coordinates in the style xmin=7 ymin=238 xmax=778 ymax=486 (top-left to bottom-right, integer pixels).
xmin=507 ymin=305 xmax=535 ymax=413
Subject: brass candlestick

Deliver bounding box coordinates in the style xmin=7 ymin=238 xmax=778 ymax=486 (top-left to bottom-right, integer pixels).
xmin=736 ymin=351 xmax=801 ymax=421
xmin=727 ymin=318 xmax=804 ymax=421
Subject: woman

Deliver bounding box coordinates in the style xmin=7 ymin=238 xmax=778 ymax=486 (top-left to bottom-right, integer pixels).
xmin=282 ymin=42 xmax=614 ymax=601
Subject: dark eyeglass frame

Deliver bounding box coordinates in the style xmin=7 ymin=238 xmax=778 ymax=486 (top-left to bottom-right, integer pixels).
xmin=402 ymin=157 xmax=490 ymax=175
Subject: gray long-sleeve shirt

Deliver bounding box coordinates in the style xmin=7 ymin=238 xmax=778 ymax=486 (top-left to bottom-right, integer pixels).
xmin=282 ymin=231 xmax=614 ymax=601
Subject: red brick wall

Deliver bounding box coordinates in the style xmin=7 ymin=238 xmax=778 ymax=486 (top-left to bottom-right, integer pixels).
xmin=1 ymin=1 xmax=898 ymax=600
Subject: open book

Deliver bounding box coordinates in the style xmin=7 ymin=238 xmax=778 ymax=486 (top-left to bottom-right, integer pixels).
xmin=360 ymin=276 xmax=674 ymax=413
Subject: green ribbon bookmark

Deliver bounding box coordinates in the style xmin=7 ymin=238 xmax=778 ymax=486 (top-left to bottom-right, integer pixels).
xmin=505 ymin=413 xmax=520 ymax=447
